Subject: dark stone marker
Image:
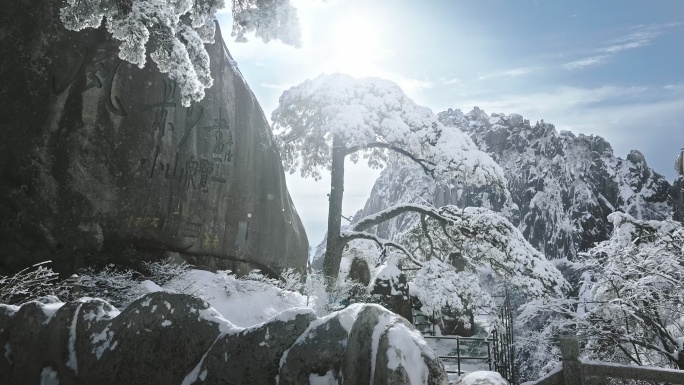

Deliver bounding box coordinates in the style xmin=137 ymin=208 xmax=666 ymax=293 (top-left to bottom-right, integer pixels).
xmin=0 ymin=0 xmax=308 ymax=276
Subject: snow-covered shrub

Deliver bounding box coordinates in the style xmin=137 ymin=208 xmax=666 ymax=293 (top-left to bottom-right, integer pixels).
xmin=515 ymin=212 xmax=684 ymax=376
xmin=578 ymin=212 xmax=684 ymax=369
xmin=412 ymin=259 xmax=492 ymax=329
xmin=142 ymin=257 xmax=191 ymax=286
xmin=514 ymin=311 xmax=571 ymax=382
xmin=0 ymin=262 xmax=71 ymax=305
xmin=72 ymin=264 xmax=143 ymax=308
xmin=234 ymin=268 xmax=302 ymax=293
xmin=279 ymin=268 xmax=304 ymax=292
xmin=303 ymin=272 xmax=370 ymax=316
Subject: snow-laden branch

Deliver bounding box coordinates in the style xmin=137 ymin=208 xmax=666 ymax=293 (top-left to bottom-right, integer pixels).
xmin=345 ymin=142 xmax=436 ymax=177
xmin=272 ymin=73 xmax=507 ymax=189
xmin=573 ymin=211 xmax=684 ymax=368
xmin=60 ymin=0 xmax=301 ymax=106
xmin=340 ymin=230 xmax=423 ymax=267
xmin=351 ymin=203 xmax=450 ymax=232
xmin=349 ymin=202 xmax=568 ymax=311
xmin=401 ymin=205 xmax=569 ymax=297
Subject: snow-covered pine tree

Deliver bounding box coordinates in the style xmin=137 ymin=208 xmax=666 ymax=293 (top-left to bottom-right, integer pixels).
xmin=59 ymin=0 xmax=301 ymax=106
xmin=516 ymin=211 xmax=684 ymax=376
xmin=349 ymin=203 xmax=568 ymax=324
xmin=272 ymin=73 xmax=508 ymax=284
xmin=578 ymin=212 xmax=684 ymax=369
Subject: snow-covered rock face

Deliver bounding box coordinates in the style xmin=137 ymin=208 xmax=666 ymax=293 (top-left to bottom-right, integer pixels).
xmin=0 ymin=1 xmax=308 ymax=277
xmin=369 ymin=256 xmax=413 ymax=321
xmin=439 ymin=107 xmax=672 ymax=260
xmin=0 ymin=294 xmax=447 ymax=385
xmin=332 ymin=106 xmax=674 ymax=272
xmin=671 ymin=176 xmax=684 ymax=222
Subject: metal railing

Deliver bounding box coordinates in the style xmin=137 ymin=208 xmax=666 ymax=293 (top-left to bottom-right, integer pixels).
xmin=522 ymin=336 xmax=684 ymax=385
xmin=423 ymin=334 xmax=496 ymax=375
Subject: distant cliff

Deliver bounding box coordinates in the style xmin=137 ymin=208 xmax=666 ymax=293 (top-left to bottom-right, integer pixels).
xmin=340 ymin=107 xmax=672 ymax=262
xmin=0 ymin=0 xmax=308 ymax=276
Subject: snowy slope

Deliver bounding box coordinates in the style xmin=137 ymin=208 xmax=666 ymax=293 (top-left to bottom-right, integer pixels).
xmin=140 ymin=269 xmax=309 ymax=327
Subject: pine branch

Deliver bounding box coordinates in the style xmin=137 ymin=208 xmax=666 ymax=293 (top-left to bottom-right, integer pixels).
xmin=340 ymin=230 xmax=423 ymax=267
xmin=345 ymin=142 xmax=436 ymax=177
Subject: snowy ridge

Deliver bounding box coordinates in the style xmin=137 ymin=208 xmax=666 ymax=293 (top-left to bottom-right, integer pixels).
xmin=339 ymin=107 xmax=672 ymax=264
xmin=441 ymin=107 xmax=672 ymax=260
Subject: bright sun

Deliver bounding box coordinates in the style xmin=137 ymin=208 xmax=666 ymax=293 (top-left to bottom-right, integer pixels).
xmin=331 ymin=17 xmax=381 ymax=75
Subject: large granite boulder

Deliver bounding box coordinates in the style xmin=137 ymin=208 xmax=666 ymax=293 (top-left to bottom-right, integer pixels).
xmin=278 ymin=303 xmax=448 ymax=385
xmin=84 ymin=292 xmax=229 ymax=385
xmin=0 ymin=0 xmax=308 ymax=277
xmin=277 ymin=311 xmax=350 ymax=384
xmin=196 ymin=308 xmax=317 ymax=385
xmin=0 ymin=305 xmax=16 ymax=375
xmin=0 ymin=294 xmax=448 ymax=385
xmin=369 ymin=258 xmax=413 ymax=322
xmin=374 ymin=317 xmax=448 ymax=385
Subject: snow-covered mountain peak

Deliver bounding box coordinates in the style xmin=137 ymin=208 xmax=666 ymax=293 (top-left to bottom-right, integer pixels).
xmin=436 ymin=107 xmax=671 ymax=260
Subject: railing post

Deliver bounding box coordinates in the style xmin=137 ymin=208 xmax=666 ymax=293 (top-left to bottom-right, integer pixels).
xmin=487 ymin=340 xmax=492 ymax=371
xmin=560 ymin=335 xmax=583 ymax=385
xmin=457 ymin=337 xmax=461 ymax=374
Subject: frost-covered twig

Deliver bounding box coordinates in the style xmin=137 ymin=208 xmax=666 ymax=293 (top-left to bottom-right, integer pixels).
xmin=0 ymin=261 xmax=71 ymax=305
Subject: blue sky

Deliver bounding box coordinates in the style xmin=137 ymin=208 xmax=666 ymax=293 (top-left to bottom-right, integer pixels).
xmin=217 ymin=0 xmax=684 ymax=247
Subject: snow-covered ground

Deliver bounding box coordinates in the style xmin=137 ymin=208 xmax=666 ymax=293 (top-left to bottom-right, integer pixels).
xmin=140 ymin=269 xmax=310 ymax=327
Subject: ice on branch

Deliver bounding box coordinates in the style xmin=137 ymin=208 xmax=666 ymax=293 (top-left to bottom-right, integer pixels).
xmin=59 ymin=0 xmax=301 ymax=106
xmin=231 ymin=0 xmax=302 ymax=47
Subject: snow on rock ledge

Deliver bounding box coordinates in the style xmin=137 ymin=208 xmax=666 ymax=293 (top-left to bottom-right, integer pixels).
xmin=456 ymin=371 xmax=510 ymax=385
xmin=0 ymin=293 xmax=447 ymax=385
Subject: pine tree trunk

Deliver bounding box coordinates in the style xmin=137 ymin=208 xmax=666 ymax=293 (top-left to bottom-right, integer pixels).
xmin=323 ymin=135 xmax=346 ymax=287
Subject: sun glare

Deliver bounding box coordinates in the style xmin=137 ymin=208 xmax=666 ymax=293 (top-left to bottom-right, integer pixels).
xmin=331 ymin=17 xmax=382 ymax=75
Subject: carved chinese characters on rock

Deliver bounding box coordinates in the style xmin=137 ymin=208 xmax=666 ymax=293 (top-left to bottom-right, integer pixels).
xmin=204 ymin=108 xmax=234 ymax=165
xmin=47 ymin=38 xmax=241 ymax=250
xmin=135 ymin=80 xmax=176 ymax=138
xmin=184 ymin=156 xmax=215 ymax=193
xmin=137 ymin=97 xmax=232 ymax=196
xmin=50 ymin=41 xmax=127 ymax=116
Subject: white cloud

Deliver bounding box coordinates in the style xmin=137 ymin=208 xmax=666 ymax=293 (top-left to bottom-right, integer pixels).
xmin=664 ymin=83 xmax=684 ymax=93
xmin=477 ymin=67 xmax=538 ymax=80
xmin=562 ymin=23 xmax=681 ymax=70
xmin=563 ymin=55 xmax=609 ymax=70
xmin=441 ymin=77 xmax=462 ymax=86
xmin=453 ymin=85 xmax=683 ymax=178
